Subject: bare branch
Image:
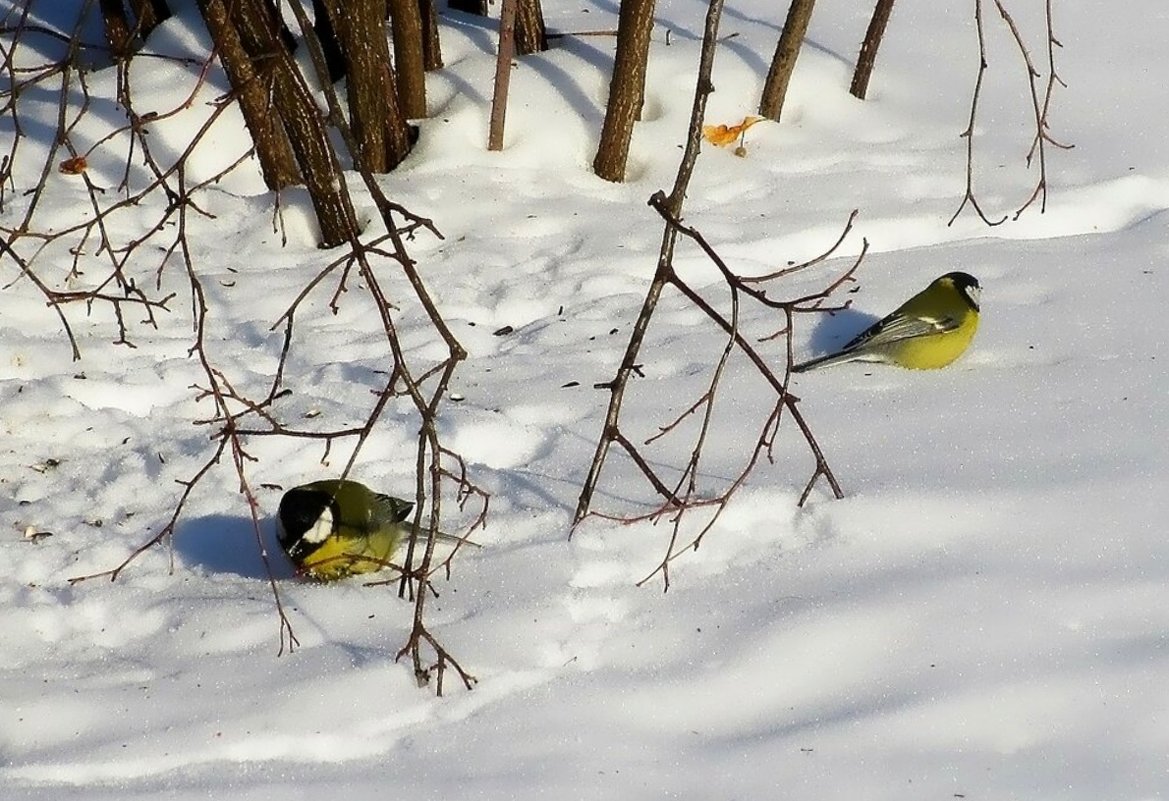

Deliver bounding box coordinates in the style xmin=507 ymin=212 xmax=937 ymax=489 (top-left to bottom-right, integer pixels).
xmin=951 ymin=0 xmax=1071 ymax=225
xmin=949 ymin=0 xmax=1007 ymax=227
xmin=574 ymin=0 xmax=852 ymax=588
xmin=5 ymin=6 xmax=482 ymax=686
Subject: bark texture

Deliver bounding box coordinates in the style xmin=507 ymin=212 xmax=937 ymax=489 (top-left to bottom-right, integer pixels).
xmin=593 ymin=0 xmax=656 ymax=182
xmin=759 ymin=0 xmax=816 ymax=121
xmin=850 ymin=0 xmax=896 ymax=99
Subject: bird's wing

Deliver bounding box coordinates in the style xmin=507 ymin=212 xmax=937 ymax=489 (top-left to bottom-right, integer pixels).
xmin=845 ymin=312 xmax=959 ymax=350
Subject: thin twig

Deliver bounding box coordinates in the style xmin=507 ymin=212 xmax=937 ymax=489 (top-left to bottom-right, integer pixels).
xmin=949 ymin=0 xmax=1007 ymax=227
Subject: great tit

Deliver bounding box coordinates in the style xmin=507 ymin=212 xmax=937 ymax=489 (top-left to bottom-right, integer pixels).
xmin=793 ymin=272 xmax=980 ymax=372
xmin=276 ymin=479 xmax=417 ymax=581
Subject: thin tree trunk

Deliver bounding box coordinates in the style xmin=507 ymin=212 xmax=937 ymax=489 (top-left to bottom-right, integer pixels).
xmin=198 ymin=0 xmax=300 ymax=190
xmin=850 ymin=0 xmax=896 ymax=99
xmin=515 ymin=0 xmax=548 ymax=55
xmin=488 ymin=0 xmax=519 ymax=151
xmin=419 ymin=0 xmax=444 ymax=70
xmin=387 ymin=0 xmax=428 ymax=118
xmin=593 ymin=0 xmax=656 ymax=182
xmin=758 ymin=0 xmax=816 ymax=121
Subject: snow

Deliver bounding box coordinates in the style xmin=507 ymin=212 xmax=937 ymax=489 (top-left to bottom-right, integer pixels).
xmin=3 ymin=0 xmax=1168 ymax=798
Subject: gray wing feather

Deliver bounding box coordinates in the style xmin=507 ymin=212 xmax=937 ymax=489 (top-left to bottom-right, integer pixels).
xmin=844 ymin=313 xmax=957 ymax=351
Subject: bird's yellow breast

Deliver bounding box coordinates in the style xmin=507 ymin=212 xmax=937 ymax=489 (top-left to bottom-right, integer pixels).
xmin=297 ymin=529 xmax=401 ymax=580
xmin=890 ymin=314 xmax=979 ymax=369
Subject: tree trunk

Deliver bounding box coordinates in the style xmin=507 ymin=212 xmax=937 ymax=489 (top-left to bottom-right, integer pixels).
xmin=515 ymin=0 xmax=548 ymax=56
xmin=320 ymin=0 xmax=415 ymax=172
xmin=219 ymin=0 xmax=352 ymax=245
xmin=311 ymin=0 xmax=346 ymax=81
xmin=127 ymin=0 xmax=170 ymax=37
xmin=260 ymin=0 xmax=298 ymax=55
xmin=758 ymin=0 xmax=816 ymax=121
xmin=593 ymin=0 xmax=656 ymax=183
xmin=98 ymin=0 xmax=133 ymax=59
xmin=850 ymin=0 xmax=896 ymax=99
xmin=448 ymin=0 xmax=487 ymax=15
xmin=387 ymin=0 xmax=429 ymax=118
xmin=488 ymin=0 xmax=518 ymax=151
xmin=198 ymin=0 xmax=300 ymax=190
xmin=419 ymin=0 xmax=444 ymax=70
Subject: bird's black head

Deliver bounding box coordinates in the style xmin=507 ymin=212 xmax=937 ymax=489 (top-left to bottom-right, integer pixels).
xmin=277 ymin=487 xmax=336 ymax=552
xmin=944 ymin=271 xmax=980 ymax=311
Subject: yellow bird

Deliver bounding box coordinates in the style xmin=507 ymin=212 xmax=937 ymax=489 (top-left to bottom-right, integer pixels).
xmin=277 ymin=479 xmax=416 ymax=581
xmin=793 ymin=272 xmax=981 ymax=372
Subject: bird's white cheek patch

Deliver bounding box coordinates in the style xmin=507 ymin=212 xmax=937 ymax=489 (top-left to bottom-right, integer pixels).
xmin=304 ymin=507 xmax=334 ymax=544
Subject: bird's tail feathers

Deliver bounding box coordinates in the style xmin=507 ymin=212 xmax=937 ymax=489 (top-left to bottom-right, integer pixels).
xmin=408 ymin=527 xmax=483 ymax=549
xmin=792 ymin=348 xmax=867 ymax=373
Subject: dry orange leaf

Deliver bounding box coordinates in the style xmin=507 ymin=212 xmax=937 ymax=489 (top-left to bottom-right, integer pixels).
xmin=59 ymin=155 xmax=88 ymax=174
xmin=702 ymin=116 xmax=763 ymax=147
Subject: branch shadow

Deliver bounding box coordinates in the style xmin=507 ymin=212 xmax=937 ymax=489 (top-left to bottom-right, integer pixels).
xmin=440 ymin=9 xmax=499 ymax=56
xmin=521 ymin=52 xmax=606 ymax=124
xmin=174 ymin=514 xmax=296 ymax=581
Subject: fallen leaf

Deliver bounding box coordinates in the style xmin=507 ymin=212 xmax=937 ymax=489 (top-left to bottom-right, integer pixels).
xmin=59 ymin=155 xmax=88 ymax=174
xmin=702 ymin=116 xmax=763 ymax=148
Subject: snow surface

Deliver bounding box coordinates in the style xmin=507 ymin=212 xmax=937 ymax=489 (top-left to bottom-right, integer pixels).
xmin=3 ymin=0 xmax=1168 ymax=798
